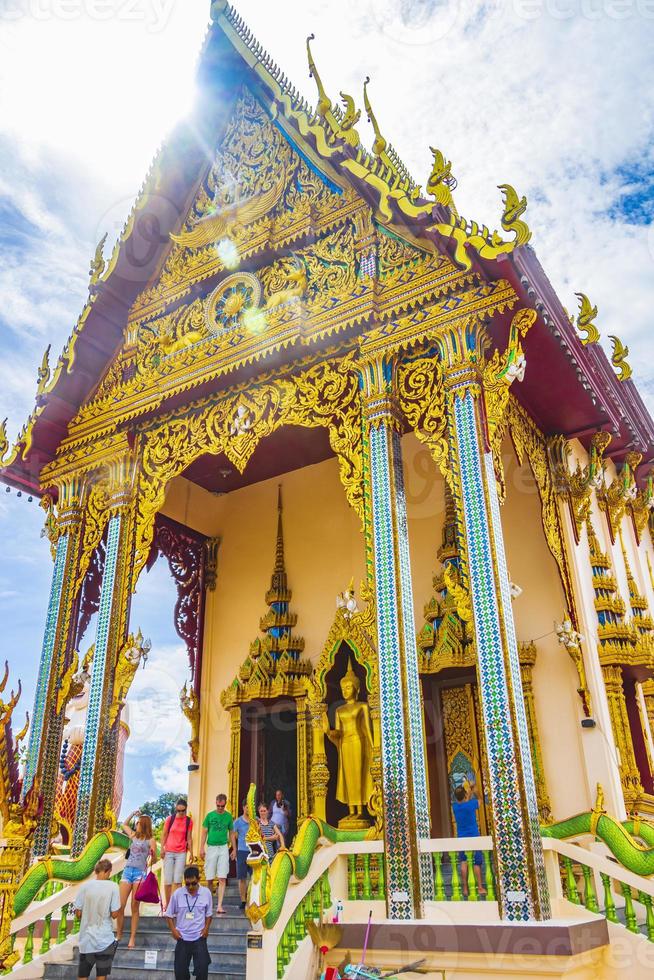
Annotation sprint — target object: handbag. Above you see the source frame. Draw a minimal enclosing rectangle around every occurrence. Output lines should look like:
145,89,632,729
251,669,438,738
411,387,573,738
134,870,160,905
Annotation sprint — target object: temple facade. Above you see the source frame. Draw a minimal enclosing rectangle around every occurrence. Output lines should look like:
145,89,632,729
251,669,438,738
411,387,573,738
2,2,654,976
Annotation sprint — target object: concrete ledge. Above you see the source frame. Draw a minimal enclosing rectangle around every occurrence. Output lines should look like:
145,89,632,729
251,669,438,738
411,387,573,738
336,917,609,958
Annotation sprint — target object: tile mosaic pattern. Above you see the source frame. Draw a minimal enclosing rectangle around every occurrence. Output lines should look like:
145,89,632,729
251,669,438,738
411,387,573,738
369,422,416,919
22,533,70,800
72,514,121,854
454,392,534,921
484,452,551,916
390,433,434,899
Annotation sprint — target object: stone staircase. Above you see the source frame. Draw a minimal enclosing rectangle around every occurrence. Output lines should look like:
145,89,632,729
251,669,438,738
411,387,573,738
44,883,248,979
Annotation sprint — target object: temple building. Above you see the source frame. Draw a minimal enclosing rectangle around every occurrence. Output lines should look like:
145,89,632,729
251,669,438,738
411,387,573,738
1,2,654,977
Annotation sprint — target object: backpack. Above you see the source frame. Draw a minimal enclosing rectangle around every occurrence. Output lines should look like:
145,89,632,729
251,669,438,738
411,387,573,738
164,813,191,841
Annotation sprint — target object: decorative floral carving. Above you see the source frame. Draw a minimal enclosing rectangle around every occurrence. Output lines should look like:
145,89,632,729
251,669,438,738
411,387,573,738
133,352,363,580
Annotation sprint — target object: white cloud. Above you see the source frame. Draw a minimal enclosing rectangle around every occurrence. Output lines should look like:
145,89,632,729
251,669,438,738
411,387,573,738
125,641,191,759
152,746,192,795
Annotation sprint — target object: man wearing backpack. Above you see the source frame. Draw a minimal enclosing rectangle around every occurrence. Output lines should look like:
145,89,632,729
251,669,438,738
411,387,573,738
162,798,193,909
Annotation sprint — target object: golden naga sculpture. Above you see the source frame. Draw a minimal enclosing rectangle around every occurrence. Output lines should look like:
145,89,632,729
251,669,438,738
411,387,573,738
36,344,51,397
89,233,107,291
426,147,457,211
483,307,537,447
109,629,150,725
337,92,361,146
0,418,8,462
180,682,200,764
323,659,374,829
609,334,633,382
574,292,600,345
496,183,531,247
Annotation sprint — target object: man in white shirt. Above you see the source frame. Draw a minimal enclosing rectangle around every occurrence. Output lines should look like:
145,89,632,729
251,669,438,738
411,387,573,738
73,858,120,980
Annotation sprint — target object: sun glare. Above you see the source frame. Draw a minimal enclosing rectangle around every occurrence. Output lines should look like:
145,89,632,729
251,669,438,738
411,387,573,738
0,6,206,185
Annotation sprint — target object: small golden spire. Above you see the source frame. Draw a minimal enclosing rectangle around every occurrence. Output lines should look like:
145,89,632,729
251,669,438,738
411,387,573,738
363,76,387,156
274,484,285,576
266,484,289,602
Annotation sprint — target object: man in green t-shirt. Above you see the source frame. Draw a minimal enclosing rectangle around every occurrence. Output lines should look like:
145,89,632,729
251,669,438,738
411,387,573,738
199,794,236,913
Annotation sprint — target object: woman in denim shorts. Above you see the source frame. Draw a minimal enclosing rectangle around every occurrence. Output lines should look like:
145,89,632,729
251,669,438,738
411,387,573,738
116,811,156,947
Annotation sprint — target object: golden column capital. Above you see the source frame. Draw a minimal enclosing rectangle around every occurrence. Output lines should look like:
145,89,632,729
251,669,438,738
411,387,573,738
357,351,403,432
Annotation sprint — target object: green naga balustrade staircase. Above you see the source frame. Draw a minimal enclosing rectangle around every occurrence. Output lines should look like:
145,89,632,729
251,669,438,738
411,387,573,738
7,799,654,978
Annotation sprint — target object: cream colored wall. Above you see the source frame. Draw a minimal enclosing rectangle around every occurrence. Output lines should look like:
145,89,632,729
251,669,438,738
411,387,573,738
498,437,590,819
162,455,366,832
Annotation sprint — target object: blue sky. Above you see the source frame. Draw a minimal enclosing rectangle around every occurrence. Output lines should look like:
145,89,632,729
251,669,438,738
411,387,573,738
0,0,653,816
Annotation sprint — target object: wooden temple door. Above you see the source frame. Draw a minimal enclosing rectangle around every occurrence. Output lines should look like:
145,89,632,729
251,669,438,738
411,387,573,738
423,674,490,838
239,700,298,837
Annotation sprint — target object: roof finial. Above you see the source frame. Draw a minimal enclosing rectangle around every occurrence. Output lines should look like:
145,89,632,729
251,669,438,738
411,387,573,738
574,292,600,345
363,77,387,157
306,34,333,121
609,335,633,382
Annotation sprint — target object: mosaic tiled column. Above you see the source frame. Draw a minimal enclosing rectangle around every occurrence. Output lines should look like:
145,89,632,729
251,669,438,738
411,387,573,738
72,473,136,854
360,354,433,919
445,367,550,921
23,483,83,857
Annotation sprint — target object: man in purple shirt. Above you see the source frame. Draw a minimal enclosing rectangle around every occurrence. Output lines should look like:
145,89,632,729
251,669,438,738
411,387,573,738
165,865,212,980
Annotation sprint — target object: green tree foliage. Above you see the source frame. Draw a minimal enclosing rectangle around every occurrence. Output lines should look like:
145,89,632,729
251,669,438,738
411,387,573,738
138,792,184,829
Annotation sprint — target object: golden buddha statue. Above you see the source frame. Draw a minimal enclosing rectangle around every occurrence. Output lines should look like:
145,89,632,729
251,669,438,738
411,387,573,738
323,659,374,829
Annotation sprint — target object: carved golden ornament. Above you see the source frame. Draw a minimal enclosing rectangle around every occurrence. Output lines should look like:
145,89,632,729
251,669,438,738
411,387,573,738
133,352,363,580
36,344,51,397
205,272,263,334
602,663,644,806
180,682,200,763
548,430,611,543
109,630,150,726
598,450,641,544
170,166,287,251
336,92,361,146
506,399,580,635
55,650,80,715
259,256,307,310
204,537,220,591
609,334,633,382
363,76,387,157
74,478,112,592
426,147,457,212
39,493,59,557
89,234,107,292
443,564,473,624
396,354,450,485
631,473,654,543
221,636,312,709
574,292,600,345
483,307,536,453
102,798,117,831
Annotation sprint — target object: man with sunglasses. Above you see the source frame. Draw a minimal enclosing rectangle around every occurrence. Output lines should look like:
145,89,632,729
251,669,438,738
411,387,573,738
165,865,212,980
199,793,235,915
162,798,193,909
